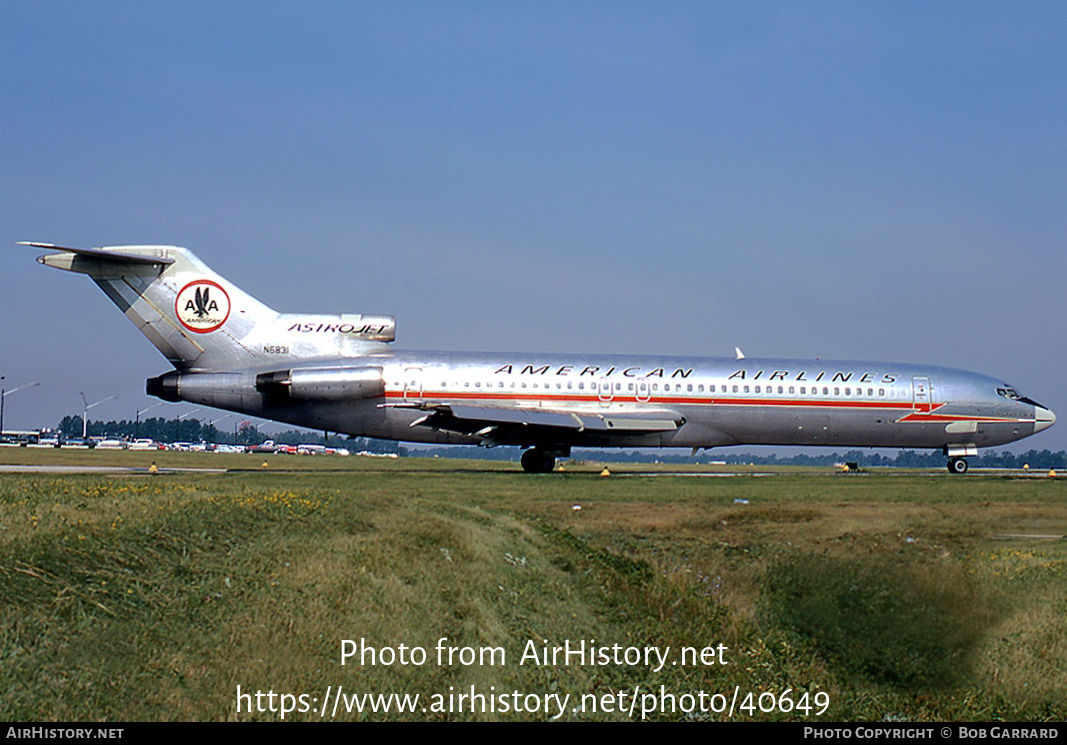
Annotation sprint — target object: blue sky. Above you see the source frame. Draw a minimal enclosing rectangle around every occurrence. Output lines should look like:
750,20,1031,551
2,2,1065,451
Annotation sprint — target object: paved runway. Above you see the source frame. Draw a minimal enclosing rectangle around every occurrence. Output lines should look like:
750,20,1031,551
0,464,226,474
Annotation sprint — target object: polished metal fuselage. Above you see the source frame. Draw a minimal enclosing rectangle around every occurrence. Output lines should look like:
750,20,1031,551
174,349,1050,452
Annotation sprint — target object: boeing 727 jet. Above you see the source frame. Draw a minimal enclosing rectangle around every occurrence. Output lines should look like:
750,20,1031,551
24,242,1055,473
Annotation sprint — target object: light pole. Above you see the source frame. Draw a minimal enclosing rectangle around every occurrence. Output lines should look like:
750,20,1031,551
135,402,166,438
1,379,40,439
174,408,202,444
206,415,230,442
80,392,117,440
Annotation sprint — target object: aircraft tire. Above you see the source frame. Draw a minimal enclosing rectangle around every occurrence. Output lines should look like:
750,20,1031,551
947,457,969,474
521,448,556,474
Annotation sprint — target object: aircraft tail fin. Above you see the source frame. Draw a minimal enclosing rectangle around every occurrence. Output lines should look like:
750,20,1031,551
23,242,277,371
24,243,395,372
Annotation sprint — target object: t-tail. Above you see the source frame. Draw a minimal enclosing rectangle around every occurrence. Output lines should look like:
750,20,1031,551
21,243,395,375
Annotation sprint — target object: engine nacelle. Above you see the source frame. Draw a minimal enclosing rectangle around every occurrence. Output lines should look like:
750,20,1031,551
255,366,384,400
146,371,254,408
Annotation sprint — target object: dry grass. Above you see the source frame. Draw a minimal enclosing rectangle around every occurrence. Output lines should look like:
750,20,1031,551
1,456,1065,720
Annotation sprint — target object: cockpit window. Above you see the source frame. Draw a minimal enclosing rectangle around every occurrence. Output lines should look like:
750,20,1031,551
996,387,1046,409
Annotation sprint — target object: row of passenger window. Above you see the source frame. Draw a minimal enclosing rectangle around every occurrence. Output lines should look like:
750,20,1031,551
436,379,902,398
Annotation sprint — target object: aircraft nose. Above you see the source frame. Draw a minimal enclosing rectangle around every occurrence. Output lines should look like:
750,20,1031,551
1034,405,1056,433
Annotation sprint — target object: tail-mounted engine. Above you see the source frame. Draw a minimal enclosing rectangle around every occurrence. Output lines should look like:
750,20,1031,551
255,366,384,400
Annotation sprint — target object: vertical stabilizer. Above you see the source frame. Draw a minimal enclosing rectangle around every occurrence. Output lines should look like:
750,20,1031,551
24,243,278,371
25,242,396,372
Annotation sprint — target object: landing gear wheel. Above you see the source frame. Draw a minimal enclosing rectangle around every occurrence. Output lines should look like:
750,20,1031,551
521,448,556,474
948,457,969,474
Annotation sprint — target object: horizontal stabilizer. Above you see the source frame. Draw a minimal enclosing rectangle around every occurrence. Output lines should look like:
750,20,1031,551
20,242,175,266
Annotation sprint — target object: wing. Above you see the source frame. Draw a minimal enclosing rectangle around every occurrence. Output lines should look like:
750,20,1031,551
396,402,684,447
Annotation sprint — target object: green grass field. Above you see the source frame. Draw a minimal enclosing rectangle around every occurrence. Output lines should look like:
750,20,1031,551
1,449,1065,721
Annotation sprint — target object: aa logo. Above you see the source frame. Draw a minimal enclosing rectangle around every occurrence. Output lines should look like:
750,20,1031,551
176,280,231,333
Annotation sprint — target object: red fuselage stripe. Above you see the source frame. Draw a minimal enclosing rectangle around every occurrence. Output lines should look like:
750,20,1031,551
381,390,1029,423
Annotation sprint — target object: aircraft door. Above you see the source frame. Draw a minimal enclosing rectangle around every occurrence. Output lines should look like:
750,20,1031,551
403,367,424,402
598,377,614,404
636,378,651,403
912,376,931,411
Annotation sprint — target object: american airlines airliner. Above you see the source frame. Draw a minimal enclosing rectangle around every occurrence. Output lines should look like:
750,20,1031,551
24,242,1055,473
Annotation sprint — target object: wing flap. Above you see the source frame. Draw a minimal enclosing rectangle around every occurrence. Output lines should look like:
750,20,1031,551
585,412,683,432
400,402,683,445
447,404,584,430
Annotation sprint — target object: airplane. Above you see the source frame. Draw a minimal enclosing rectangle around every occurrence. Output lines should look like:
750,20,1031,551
22,242,1055,474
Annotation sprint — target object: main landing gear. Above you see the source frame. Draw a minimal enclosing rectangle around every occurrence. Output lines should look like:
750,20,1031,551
521,447,559,474
947,457,969,474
